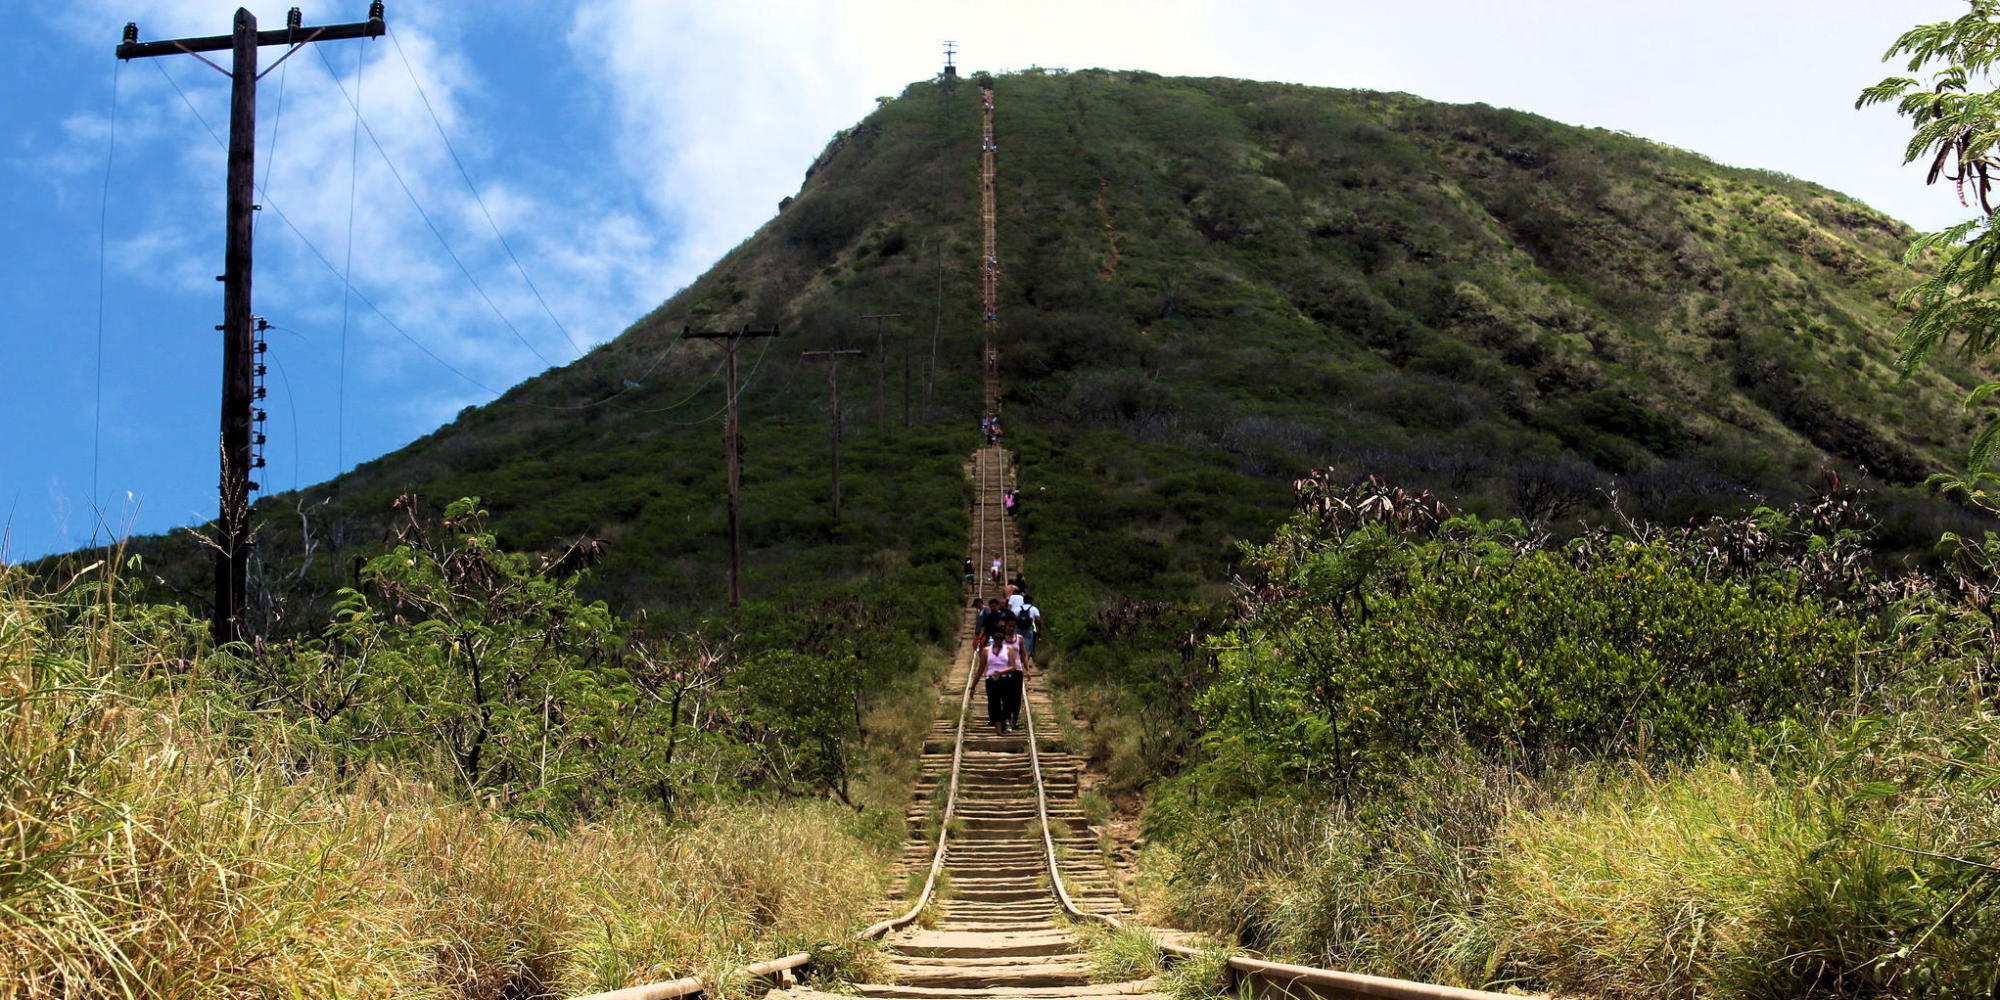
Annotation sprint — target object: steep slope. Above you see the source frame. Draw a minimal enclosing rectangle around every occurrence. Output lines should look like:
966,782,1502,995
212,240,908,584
123,69,1982,627
984,70,1988,604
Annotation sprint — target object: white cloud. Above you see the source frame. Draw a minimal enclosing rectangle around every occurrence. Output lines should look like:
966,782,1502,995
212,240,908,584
54,1,681,411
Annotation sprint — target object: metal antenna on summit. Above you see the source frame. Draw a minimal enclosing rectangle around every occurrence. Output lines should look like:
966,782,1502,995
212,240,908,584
942,40,958,80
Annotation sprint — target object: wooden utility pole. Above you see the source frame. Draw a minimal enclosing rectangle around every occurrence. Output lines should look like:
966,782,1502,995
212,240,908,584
859,312,904,432
119,4,386,646
802,348,864,521
685,326,780,608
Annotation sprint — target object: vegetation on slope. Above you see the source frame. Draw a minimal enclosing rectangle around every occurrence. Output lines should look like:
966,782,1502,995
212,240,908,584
993,69,1997,616
115,67,1992,635
35,61,2000,997
2,514,941,995
121,74,998,638
1129,474,1999,998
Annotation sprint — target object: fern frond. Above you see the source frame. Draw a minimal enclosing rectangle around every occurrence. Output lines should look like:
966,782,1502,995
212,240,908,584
1967,382,2000,409
1966,413,2000,478
1858,77,1919,108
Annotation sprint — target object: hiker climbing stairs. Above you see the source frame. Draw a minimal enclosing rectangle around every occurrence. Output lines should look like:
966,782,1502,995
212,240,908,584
785,428,1161,1000
649,74,1530,1000
775,76,1161,1000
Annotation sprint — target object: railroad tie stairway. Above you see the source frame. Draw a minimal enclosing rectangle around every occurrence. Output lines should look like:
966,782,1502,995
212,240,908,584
577,73,1529,1000
778,440,1164,1000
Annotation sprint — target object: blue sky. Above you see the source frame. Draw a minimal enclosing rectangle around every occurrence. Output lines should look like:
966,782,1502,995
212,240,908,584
0,0,1972,560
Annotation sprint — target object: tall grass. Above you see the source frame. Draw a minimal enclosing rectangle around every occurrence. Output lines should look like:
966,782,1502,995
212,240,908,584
1140,732,2000,998
0,562,894,998
1065,919,1161,983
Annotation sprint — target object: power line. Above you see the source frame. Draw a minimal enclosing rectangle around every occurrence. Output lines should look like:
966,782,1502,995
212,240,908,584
337,40,362,482
152,58,222,144
267,352,303,492
647,334,779,425
311,42,556,369
254,34,289,240
260,200,510,396
617,343,730,415
150,56,534,402
91,61,123,542
148,46,696,417
388,24,585,359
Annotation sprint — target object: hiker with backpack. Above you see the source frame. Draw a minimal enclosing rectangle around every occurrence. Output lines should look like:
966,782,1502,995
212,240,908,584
1019,599,1042,656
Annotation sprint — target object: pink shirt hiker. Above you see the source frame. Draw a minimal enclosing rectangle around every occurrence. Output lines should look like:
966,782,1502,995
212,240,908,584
984,637,1025,677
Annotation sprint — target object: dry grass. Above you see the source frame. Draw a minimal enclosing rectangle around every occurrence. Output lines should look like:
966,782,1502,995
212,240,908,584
0,564,894,999
1140,737,2000,999
1489,750,2000,999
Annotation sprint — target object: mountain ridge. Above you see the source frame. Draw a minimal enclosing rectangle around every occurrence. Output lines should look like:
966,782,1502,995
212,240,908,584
107,67,1987,624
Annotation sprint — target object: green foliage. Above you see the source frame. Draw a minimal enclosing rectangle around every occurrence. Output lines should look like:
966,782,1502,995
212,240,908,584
1159,945,1240,1000
1175,504,1867,809
1069,921,1162,983
1862,1,2000,486
331,499,627,806
0,558,897,998
240,497,932,821
1137,474,2000,997
103,65,1984,654
1146,731,2000,998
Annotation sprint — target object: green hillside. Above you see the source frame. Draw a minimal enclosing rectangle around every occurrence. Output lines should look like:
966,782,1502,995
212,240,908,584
33,67,2000,998
126,68,1985,624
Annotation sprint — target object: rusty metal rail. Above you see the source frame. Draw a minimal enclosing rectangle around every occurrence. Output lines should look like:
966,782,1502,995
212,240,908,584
859,442,1003,939
573,437,1007,1000
1020,645,1538,1000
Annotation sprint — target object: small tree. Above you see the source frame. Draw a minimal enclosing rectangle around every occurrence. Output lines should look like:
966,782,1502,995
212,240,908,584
314,497,636,815
1861,1,2000,499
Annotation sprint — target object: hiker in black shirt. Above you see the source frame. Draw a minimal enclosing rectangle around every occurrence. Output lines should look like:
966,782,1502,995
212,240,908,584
975,597,1008,649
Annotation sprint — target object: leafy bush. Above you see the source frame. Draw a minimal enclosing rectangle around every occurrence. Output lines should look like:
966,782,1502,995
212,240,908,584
252,497,942,821
1136,473,2000,997
1175,488,1871,807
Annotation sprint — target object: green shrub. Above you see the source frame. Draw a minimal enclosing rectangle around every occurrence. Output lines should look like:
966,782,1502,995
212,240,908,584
1175,506,1868,807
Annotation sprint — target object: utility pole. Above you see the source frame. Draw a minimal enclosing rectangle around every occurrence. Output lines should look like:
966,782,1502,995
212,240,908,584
802,347,864,521
119,4,386,647
859,312,904,432
685,326,780,609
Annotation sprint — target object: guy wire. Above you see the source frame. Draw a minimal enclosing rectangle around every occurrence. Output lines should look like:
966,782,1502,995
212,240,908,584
337,40,363,487
90,61,123,543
